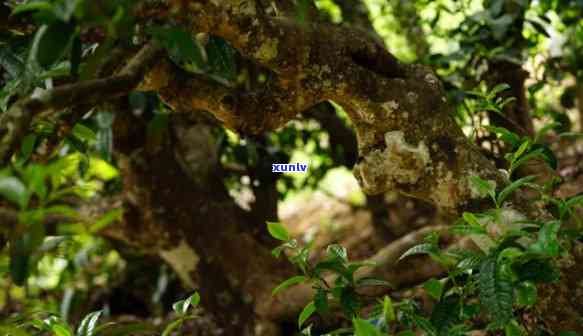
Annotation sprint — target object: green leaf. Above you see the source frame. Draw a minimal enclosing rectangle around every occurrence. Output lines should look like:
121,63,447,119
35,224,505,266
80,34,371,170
206,36,237,83
326,244,348,262
504,320,525,336
43,316,73,336
353,318,381,336
526,19,550,38
339,287,360,318
172,292,200,315
20,134,37,162
516,281,537,306
9,237,30,286
72,124,97,144
509,149,545,175
32,22,75,68
430,295,461,336
423,278,444,300
161,319,183,336
529,221,561,257
398,243,437,261
76,310,102,336
489,83,511,98
496,176,536,207
267,221,290,241
314,288,329,314
0,176,29,209
272,275,307,295
11,1,54,16
462,212,480,227
410,314,437,336
468,175,497,203
513,259,559,283
479,256,514,325
150,26,206,69
298,301,316,328
383,296,396,323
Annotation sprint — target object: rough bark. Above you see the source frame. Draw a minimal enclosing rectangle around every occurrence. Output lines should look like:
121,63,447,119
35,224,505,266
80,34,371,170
141,1,505,214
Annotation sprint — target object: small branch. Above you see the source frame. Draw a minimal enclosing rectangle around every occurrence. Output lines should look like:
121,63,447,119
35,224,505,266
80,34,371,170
0,42,163,162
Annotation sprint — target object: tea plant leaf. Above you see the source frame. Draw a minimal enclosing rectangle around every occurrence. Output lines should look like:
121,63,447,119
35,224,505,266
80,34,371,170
353,318,381,336
266,221,290,241
479,256,514,325
423,278,444,300
76,310,102,336
0,176,29,209
298,301,316,328
496,175,536,207
516,281,537,306
383,296,396,323
272,275,307,295
398,243,437,261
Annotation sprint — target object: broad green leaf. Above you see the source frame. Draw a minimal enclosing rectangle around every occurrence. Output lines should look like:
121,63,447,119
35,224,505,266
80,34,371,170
353,318,381,336
150,26,206,69
383,296,395,323
72,124,97,144
89,208,123,233
430,295,461,336
504,320,525,336
20,134,37,162
314,288,329,314
0,176,29,209
43,316,73,336
530,144,558,169
298,301,316,328
410,314,437,336
326,244,348,262
529,221,561,257
513,259,560,283
478,256,514,325
9,237,30,286
484,126,521,148
511,140,530,163
76,310,102,336
339,287,360,318
462,212,481,227
272,275,307,295
509,149,545,175
172,292,200,315
11,1,54,16
398,243,437,261
267,221,290,241
489,83,511,98
423,278,444,300
496,176,536,207
32,22,75,68
516,281,537,306
207,36,237,82
468,175,496,203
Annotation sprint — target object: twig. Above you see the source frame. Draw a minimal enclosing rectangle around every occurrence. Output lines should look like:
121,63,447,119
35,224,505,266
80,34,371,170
0,42,163,162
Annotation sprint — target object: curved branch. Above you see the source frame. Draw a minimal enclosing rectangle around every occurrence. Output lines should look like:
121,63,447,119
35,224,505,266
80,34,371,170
0,42,162,162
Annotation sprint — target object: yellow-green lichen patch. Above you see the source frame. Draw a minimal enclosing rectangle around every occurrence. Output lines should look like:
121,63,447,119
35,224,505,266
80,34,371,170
254,38,279,63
